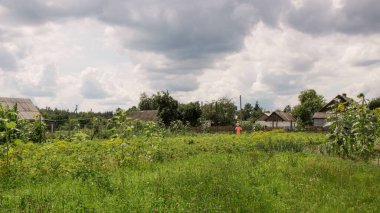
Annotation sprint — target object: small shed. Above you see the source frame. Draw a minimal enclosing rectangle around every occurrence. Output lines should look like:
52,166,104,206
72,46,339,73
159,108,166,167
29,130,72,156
266,111,296,130
0,97,42,120
128,110,159,122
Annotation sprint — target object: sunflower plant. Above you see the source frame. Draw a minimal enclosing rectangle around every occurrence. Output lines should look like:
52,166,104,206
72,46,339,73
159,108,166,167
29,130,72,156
328,94,378,160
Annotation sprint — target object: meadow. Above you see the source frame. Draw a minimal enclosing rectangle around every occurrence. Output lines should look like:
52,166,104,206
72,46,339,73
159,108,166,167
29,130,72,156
0,131,379,212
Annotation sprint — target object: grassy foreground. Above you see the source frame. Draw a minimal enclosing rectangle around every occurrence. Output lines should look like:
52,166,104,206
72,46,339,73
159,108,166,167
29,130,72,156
0,132,379,212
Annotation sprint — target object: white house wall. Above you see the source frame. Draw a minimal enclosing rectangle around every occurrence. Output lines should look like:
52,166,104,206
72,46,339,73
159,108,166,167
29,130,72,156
269,121,296,129
256,121,271,127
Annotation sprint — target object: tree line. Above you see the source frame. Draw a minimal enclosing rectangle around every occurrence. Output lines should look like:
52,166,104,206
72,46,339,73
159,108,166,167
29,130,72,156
39,90,380,129
137,91,267,127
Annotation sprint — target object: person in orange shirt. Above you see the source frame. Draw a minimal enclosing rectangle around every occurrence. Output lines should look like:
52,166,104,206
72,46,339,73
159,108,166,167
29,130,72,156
235,122,242,135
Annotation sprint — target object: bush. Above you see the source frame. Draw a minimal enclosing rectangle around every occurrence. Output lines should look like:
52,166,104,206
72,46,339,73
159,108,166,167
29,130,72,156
368,97,380,110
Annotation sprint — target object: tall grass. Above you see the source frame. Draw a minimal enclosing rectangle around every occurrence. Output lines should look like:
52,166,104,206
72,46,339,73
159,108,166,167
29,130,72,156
0,132,379,212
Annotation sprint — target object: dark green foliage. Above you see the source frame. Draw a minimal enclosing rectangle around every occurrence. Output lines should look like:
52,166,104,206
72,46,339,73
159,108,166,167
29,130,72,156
242,103,253,120
138,91,180,127
138,92,159,110
40,107,113,130
178,102,202,126
292,89,325,127
155,91,180,127
242,101,264,121
368,97,380,110
283,105,292,113
201,98,237,126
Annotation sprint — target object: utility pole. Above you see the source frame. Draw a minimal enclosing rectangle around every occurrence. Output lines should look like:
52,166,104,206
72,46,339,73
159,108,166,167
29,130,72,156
239,95,243,122
74,105,78,114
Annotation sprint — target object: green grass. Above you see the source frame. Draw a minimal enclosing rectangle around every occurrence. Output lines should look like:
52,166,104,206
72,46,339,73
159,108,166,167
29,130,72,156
0,132,379,212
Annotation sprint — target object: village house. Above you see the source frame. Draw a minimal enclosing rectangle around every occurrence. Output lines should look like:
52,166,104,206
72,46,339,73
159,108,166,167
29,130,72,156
0,97,42,120
254,112,271,128
312,93,352,127
265,111,296,130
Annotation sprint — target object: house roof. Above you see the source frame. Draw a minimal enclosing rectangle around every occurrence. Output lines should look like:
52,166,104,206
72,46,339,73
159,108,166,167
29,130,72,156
255,113,269,121
0,97,41,120
129,110,158,122
319,94,352,112
266,111,296,122
312,112,327,119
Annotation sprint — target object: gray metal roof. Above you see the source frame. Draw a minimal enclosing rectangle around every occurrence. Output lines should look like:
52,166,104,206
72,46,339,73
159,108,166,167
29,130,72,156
312,112,327,119
0,97,41,120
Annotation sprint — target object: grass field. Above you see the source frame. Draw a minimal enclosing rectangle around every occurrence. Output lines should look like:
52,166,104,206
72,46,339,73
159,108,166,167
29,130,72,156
0,131,379,212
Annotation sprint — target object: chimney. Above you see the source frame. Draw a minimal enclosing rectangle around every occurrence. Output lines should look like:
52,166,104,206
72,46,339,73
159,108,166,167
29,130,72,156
342,93,347,97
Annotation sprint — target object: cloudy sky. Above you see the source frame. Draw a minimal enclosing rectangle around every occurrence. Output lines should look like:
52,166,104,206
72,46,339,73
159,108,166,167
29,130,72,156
0,0,379,111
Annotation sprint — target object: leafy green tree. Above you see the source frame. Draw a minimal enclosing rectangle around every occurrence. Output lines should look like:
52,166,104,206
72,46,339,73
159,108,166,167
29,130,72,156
292,89,325,127
201,98,237,126
178,102,202,126
368,97,380,110
251,101,264,120
138,92,158,110
155,91,180,127
126,106,138,114
242,103,253,120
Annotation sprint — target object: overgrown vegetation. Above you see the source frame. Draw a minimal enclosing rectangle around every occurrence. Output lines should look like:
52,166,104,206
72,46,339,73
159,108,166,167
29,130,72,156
0,132,379,212
1,91,380,211
328,94,380,160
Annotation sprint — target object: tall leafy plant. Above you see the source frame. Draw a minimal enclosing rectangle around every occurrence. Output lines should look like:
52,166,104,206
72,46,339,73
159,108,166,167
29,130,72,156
328,94,378,160
0,104,22,169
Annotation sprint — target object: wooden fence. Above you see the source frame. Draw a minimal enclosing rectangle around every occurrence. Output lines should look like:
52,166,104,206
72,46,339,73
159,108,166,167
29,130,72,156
189,126,235,133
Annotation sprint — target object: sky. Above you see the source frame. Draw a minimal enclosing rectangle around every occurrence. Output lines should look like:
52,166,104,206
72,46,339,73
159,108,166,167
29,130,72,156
0,0,379,112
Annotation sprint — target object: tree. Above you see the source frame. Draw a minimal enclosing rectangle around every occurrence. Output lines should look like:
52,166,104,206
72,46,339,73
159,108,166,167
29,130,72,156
201,98,237,126
283,105,292,113
368,97,380,110
242,103,254,120
153,91,180,127
178,102,202,126
251,101,264,120
138,92,158,110
292,89,325,127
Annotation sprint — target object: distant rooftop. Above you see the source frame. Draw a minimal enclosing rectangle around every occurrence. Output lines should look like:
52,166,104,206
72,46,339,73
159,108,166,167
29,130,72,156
0,97,41,120
129,110,158,122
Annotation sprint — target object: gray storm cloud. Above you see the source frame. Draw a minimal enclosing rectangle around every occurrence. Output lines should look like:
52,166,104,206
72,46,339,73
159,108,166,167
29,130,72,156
0,0,278,91
287,0,380,35
0,0,379,109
